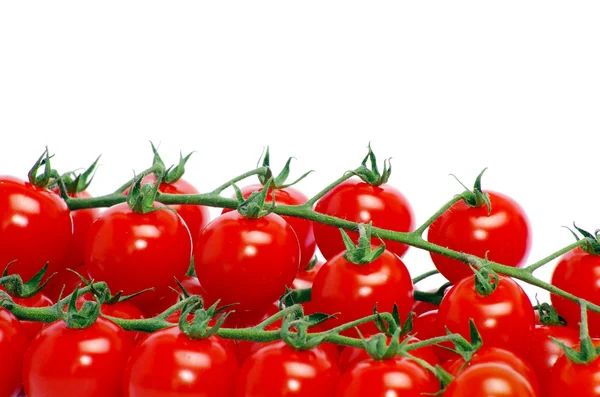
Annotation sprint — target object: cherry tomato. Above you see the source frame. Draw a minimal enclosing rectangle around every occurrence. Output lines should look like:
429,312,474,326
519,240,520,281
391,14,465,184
0,176,72,280
444,362,537,397
223,184,316,270
43,264,88,302
549,339,600,396
128,174,210,245
551,248,600,336
411,296,439,316
23,317,133,397
427,191,531,283
311,249,413,336
0,309,28,397
314,178,414,260
437,275,534,357
195,211,300,311
334,358,440,397
526,324,579,397
124,327,238,397
235,341,340,397
85,202,192,310
292,259,324,290
0,288,53,342
411,310,458,363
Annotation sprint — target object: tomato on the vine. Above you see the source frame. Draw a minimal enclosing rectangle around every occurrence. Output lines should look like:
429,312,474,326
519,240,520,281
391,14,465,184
427,191,531,283
444,362,537,397
0,309,28,397
23,317,133,397
223,184,316,270
412,309,458,363
0,176,72,280
292,259,324,290
124,327,238,397
0,288,53,342
437,275,534,357
311,249,413,336
314,178,414,260
195,211,300,311
549,339,600,397
84,202,192,312
43,264,88,302
235,341,340,397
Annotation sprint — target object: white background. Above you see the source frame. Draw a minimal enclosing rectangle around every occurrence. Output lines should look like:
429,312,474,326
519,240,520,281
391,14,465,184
1,2,600,302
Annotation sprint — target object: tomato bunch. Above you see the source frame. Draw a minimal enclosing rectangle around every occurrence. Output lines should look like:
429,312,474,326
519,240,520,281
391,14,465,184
2,145,600,396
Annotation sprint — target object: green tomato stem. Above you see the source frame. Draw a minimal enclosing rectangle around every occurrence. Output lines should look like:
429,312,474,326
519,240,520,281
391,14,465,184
413,195,462,236
412,270,440,284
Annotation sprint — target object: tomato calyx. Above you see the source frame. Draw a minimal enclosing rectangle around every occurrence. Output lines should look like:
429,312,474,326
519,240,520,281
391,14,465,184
0,262,55,299
349,143,392,186
280,286,312,308
552,300,600,365
126,172,172,214
452,168,492,214
446,319,484,363
535,300,567,326
472,264,499,297
257,146,313,189
71,269,153,305
564,223,600,255
341,222,386,265
279,312,334,350
359,327,408,360
373,303,412,337
57,287,101,329
179,299,232,340
150,142,194,184
234,177,276,218
57,155,101,194
28,147,61,188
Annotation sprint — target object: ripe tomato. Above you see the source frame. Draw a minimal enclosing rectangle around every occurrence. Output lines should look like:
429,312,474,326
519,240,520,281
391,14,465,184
0,288,53,342
311,250,413,336
427,191,531,283
292,259,324,290
124,327,238,397
314,179,414,260
223,184,316,270
43,264,88,302
549,340,600,396
526,324,579,397
412,310,458,363
235,341,340,397
85,202,192,310
195,211,300,311
444,362,537,397
0,309,28,397
334,357,439,397
551,248,600,336
0,176,72,280
437,275,534,357
23,317,133,397
127,174,210,245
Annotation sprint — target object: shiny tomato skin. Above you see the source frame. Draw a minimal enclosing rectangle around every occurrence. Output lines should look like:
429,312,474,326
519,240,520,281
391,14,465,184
292,259,325,290
85,202,192,309
23,317,133,397
311,250,413,336
223,184,316,270
124,327,237,397
549,340,600,397
444,362,537,397
427,191,531,283
195,211,300,311
335,358,440,397
551,248,600,336
0,309,28,397
43,264,88,302
132,174,210,245
411,310,458,363
5,291,53,342
526,324,579,397
314,179,414,260
0,176,73,280
235,341,340,397
437,275,534,357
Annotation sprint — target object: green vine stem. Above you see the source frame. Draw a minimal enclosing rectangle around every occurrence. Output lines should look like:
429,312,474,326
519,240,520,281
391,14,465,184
63,167,600,315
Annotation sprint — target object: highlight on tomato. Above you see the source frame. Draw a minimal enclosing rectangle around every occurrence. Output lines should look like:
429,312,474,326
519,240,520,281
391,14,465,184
0,308,28,397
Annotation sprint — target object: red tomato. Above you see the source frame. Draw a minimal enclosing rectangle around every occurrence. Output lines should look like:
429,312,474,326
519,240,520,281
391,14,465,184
311,250,413,336
235,341,340,397
141,276,211,318
43,264,88,302
551,248,600,336
549,340,600,396
334,357,440,397
411,310,458,363
0,309,28,397
85,202,192,310
427,191,531,283
526,324,579,397
437,275,534,357
338,337,439,373
1,288,53,342
124,327,237,397
223,184,316,270
0,176,72,280
444,362,537,397
195,211,300,311
292,259,325,290
314,179,414,260
443,347,539,394
127,174,210,245
411,297,439,316
23,317,133,397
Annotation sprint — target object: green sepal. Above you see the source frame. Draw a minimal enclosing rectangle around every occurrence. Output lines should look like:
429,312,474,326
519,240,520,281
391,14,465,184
61,156,101,194
446,319,484,362
257,146,313,189
179,298,231,340
304,256,319,271
235,178,276,219
453,168,492,214
57,287,101,330
552,300,599,365
28,147,60,188
279,287,312,308
280,313,334,350
360,327,404,361
127,172,174,214
67,269,151,305
564,223,600,255
341,223,386,265
349,143,392,186
186,257,197,277
472,262,499,297
535,299,567,326
0,262,56,298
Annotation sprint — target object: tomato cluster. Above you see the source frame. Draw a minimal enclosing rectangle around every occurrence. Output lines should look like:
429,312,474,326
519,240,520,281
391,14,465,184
1,147,599,396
